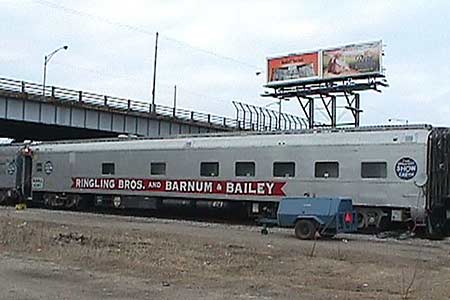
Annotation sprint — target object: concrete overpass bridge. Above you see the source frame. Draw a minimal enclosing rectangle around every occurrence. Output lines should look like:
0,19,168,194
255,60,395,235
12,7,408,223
0,77,243,141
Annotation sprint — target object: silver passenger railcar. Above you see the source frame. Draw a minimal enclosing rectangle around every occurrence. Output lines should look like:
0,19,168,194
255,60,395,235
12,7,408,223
1,125,449,234
23,125,449,234
0,144,26,204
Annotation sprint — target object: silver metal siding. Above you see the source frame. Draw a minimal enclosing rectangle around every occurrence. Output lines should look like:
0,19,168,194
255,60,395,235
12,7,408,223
32,128,429,210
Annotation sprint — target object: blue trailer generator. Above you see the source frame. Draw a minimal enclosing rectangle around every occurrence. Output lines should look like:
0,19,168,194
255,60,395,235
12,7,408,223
259,197,357,239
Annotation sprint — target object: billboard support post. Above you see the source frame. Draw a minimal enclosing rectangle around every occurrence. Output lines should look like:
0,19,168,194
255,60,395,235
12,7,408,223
355,94,360,126
331,96,337,127
278,99,282,130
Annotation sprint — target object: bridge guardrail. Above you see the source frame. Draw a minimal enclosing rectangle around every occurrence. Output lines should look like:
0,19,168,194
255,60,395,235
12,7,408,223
0,77,247,129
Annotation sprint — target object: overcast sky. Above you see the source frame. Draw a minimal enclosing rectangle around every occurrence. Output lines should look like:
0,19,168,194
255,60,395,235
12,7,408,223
1,0,449,126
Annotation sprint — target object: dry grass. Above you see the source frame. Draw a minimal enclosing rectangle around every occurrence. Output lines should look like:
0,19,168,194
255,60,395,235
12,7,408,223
0,215,448,300
0,217,276,284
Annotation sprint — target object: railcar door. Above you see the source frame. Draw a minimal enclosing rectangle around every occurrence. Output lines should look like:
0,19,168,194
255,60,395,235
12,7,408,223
14,150,33,201
427,128,450,234
15,153,23,196
22,156,32,199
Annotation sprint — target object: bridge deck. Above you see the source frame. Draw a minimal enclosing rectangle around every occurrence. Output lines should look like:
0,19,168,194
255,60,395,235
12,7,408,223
0,77,244,140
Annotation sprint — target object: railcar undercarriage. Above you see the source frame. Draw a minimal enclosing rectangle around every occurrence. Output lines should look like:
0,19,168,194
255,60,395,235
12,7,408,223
14,192,436,234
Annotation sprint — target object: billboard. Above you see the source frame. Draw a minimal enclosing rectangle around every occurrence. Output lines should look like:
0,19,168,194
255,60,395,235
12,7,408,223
266,41,382,87
267,52,320,87
322,41,382,79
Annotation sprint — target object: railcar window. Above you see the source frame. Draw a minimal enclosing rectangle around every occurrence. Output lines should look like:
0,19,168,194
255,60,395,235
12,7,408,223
361,162,387,178
200,162,219,177
151,162,166,175
315,162,339,178
102,163,115,175
235,162,255,177
273,162,295,177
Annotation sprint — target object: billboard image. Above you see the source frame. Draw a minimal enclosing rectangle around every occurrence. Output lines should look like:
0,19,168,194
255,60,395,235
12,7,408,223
322,41,382,79
265,41,383,87
267,51,320,87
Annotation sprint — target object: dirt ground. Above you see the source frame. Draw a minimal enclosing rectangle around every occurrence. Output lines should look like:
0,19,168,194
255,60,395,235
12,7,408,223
0,207,449,300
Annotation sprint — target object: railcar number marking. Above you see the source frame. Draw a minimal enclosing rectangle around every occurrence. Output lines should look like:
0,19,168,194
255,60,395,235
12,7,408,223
395,157,417,180
71,178,286,196
32,177,44,189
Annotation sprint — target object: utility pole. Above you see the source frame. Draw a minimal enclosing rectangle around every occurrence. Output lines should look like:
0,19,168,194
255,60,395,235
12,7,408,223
173,85,177,109
172,85,177,116
151,32,159,113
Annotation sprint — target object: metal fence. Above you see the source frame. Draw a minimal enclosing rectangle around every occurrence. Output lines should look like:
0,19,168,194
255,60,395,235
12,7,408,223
0,76,243,129
232,101,308,131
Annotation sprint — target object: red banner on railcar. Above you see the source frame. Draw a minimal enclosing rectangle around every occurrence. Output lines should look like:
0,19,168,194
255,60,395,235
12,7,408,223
71,178,286,196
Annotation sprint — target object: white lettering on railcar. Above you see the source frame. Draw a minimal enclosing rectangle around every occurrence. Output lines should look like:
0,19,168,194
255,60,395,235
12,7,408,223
166,180,213,193
75,178,116,189
395,157,418,180
32,177,44,189
148,181,161,189
71,178,287,196
226,182,276,195
266,182,275,194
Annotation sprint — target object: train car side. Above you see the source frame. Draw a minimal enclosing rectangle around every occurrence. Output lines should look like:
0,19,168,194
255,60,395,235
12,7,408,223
27,127,440,231
2,126,448,234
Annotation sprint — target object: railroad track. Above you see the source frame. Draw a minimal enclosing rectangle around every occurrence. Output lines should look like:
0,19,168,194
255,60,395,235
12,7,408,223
5,202,257,227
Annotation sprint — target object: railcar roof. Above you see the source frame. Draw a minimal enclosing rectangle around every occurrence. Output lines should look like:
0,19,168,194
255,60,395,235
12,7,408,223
30,124,434,152
33,124,433,145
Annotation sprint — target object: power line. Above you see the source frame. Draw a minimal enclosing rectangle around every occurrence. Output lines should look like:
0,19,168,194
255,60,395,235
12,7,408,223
33,0,154,35
30,1,267,112
32,0,261,70
161,36,260,70
51,61,151,82
51,61,229,106
177,86,226,105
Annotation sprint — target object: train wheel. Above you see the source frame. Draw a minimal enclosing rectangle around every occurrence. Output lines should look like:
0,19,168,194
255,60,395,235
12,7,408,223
0,192,6,205
294,220,317,240
43,194,59,209
43,194,50,207
65,194,81,209
357,211,367,230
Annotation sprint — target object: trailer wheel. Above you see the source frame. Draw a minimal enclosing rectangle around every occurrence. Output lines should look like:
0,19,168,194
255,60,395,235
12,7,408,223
294,219,317,240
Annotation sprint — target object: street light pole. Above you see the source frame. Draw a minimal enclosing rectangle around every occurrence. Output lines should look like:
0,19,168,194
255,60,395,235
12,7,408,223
42,45,68,96
42,57,48,96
